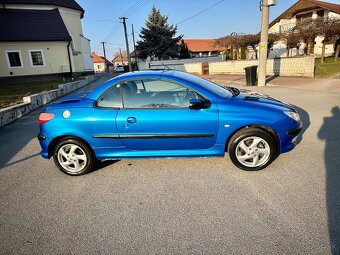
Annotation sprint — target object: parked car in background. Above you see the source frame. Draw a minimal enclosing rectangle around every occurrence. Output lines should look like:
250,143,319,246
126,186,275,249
114,65,124,72
38,70,302,175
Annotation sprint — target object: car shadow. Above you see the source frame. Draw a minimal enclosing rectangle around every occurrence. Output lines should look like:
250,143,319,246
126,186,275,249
0,110,40,170
318,106,340,254
91,160,120,173
293,105,310,145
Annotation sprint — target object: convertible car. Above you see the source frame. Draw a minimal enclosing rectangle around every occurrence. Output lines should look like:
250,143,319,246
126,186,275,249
38,70,302,175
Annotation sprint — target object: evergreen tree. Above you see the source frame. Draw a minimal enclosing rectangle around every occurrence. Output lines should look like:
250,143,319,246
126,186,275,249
179,39,191,59
136,6,182,60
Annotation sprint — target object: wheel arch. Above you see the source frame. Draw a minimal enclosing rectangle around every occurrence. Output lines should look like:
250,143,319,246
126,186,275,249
225,125,280,153
48,135,94,158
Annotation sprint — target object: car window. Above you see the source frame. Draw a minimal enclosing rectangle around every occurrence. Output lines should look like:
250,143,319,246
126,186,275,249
121,79,199,109
96,85,122,108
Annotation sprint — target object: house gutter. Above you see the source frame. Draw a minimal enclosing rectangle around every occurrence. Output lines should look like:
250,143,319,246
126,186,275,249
67,41,73,77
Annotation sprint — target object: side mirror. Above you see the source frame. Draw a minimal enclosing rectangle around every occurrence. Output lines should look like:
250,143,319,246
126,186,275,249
189,98,211,110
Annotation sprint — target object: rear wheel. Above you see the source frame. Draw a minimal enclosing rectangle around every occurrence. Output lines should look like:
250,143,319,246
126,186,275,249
228,128,278,171
53,138,95,175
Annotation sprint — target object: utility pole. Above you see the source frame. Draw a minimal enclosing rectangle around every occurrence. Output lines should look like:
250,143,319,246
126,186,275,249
131,23,138,70
258,0,269,86
120,16,132,72
119,48,124,66
258,0,277,86
101,41,107,59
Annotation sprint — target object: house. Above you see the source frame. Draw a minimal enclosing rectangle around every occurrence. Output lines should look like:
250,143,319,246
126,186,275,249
268,0,340,57
112,54,129,67
91,52,113,72
182,39,225,58
0,0,93,81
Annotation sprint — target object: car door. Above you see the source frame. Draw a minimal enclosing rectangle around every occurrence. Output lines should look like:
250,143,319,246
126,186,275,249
115,78,219,151
88,84,123,150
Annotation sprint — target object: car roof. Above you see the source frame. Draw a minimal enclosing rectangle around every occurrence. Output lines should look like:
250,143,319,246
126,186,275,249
86,70,226,101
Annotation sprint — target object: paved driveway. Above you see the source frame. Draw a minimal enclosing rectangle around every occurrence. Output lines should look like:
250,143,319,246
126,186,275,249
0,75,339,254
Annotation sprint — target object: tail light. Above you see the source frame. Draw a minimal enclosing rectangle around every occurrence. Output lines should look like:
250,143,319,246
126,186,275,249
38,113,55,125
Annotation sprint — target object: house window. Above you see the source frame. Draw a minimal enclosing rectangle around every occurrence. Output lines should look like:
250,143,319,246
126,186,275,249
29,50,44,66
6,51,23,67
317,10,324,18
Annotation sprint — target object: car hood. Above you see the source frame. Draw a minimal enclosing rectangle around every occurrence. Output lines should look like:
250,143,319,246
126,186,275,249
235,89,296,111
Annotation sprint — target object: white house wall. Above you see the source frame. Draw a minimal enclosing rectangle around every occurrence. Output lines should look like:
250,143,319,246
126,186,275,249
0,41,70,77
1,4,90,74
81,36,94,71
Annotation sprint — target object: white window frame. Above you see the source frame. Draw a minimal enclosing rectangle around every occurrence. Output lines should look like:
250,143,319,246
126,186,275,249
5,50,23,68
28,49,45,67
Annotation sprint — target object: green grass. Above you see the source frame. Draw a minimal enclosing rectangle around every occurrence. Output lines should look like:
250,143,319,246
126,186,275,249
315,57,340,79
0,79,81,109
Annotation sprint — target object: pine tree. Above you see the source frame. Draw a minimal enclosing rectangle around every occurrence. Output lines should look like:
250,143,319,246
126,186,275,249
179,39,191,59
136,6,182,60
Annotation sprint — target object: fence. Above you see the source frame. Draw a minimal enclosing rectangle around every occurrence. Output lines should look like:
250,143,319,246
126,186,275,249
184,56,315,78
137,56,222,72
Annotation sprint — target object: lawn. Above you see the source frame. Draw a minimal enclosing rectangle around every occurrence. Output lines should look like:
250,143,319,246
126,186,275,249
315,57,340,79
0,79,80,109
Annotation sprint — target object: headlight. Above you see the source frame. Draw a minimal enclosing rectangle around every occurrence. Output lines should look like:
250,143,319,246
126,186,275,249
284,111,300,122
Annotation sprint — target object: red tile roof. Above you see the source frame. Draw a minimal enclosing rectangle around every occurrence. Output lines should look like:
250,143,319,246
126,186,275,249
182,39,225,52
91,52,112,65
309,0,340,13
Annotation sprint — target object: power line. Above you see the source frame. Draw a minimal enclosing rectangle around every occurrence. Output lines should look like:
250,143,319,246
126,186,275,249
176,0,224,25
101,0,151,42
84,17,119,23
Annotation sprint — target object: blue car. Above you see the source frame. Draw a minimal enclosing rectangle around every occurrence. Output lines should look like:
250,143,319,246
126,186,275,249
38,70,302,175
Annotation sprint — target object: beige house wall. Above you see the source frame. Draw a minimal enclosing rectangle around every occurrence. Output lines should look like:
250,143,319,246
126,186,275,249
0,42,70,77
94,63,106,73
1,4,92,74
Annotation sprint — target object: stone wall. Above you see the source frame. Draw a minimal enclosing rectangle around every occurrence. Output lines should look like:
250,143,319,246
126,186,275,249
184,56,315,78
0,75,97,127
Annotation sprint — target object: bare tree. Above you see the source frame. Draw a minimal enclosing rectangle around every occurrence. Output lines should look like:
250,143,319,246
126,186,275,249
316,18,340,62
280,31,301,57
241,34,260,59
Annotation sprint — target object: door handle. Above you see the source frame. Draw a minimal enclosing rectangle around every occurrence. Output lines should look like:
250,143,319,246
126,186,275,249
127,117,137,124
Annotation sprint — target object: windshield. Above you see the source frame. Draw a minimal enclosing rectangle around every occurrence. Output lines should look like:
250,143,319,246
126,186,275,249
180,74,236,98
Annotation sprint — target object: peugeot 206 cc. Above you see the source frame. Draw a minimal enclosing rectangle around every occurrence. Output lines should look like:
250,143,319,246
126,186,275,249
38,70,302,175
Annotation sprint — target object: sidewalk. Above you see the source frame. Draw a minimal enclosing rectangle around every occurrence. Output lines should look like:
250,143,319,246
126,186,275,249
200,74,340,94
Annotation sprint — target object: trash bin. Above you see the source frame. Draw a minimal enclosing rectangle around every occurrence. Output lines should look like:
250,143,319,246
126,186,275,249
244,65,258,86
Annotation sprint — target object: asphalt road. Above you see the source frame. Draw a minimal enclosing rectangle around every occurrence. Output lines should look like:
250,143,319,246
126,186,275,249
0,74,339,254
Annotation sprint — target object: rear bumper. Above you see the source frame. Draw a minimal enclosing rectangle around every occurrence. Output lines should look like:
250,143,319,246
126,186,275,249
37,132,46,141
37,132,49,159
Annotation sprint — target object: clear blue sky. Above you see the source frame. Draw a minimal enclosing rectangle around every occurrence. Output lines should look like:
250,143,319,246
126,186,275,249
77,0,340,60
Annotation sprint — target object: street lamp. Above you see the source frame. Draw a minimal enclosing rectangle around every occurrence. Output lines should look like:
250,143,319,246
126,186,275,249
258,0,277,86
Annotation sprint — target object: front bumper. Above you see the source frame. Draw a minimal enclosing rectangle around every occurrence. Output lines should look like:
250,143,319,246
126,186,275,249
287,122,303,136
280,121,303,153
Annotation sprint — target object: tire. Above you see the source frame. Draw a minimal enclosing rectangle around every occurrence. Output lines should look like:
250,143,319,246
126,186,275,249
228,127,278,171
53,137,96,175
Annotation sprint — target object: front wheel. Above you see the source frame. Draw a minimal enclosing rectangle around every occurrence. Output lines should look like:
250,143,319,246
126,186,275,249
228,128,278,171
53,138,96,175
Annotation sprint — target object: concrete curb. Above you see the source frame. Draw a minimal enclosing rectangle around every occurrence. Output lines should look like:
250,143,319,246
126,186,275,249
0,75,98,127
